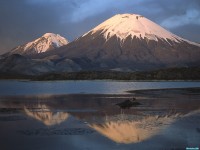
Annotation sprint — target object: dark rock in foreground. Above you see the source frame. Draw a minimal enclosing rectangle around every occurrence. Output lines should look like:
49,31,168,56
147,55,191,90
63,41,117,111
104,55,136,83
116,98,141,109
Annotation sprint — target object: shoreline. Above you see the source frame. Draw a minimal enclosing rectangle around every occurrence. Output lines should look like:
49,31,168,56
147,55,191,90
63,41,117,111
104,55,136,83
1,67,200,81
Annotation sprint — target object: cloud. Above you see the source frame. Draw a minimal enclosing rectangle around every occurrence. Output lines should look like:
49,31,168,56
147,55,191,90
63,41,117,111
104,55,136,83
69,0,143,22
27,0,66,4
161,9,200,29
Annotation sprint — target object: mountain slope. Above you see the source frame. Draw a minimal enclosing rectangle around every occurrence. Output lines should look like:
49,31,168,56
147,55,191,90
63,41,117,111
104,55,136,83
1,14,200,76
42,14,200,71
8,33,69,56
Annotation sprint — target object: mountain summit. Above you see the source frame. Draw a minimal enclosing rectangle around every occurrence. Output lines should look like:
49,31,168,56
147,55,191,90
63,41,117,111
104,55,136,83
9,33,69,56
83,14,198,45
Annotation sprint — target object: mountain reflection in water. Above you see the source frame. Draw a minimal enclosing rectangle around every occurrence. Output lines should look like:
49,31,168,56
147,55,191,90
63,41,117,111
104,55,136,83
90,114,179,144
24,104,69,126
23,103,180,144
0,88,200,150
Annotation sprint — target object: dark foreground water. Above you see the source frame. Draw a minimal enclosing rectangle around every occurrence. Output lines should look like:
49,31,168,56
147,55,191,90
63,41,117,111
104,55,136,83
0,81,200,150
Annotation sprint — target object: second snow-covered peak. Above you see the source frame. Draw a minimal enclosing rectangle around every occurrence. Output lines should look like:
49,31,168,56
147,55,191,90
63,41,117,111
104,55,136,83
84,14,184,43
40,33,69,49
9,33,69,55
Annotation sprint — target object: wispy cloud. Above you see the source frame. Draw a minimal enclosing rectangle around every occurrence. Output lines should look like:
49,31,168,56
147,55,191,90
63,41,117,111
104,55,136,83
161,9,200,29
69,0,143,22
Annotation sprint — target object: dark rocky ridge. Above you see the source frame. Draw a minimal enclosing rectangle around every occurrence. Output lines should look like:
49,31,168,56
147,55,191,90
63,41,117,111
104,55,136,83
0,54,81,75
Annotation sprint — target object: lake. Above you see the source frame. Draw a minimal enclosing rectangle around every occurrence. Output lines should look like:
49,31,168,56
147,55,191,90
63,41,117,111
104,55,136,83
0,80,200,150
0,80,200,95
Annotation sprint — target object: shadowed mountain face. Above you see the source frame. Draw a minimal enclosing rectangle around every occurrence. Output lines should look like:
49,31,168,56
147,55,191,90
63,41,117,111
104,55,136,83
47,32,200,71
1,14,200,75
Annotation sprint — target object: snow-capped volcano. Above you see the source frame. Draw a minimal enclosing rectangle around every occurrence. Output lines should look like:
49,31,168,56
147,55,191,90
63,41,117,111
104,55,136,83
9,33,69,55
45,13,199,71
83,14,199,46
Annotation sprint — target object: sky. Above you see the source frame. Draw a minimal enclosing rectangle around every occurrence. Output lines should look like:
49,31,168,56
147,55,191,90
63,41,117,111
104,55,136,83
0,0,200,54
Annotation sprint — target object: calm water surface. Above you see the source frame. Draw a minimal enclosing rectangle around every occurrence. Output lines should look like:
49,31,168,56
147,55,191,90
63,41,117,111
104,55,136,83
0,80,200,95
0,80,200,150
